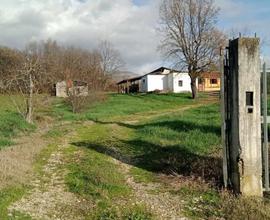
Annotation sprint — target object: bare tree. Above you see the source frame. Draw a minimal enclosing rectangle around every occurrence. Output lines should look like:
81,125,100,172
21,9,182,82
0,39,118,119
159,0,225,98
59,47,107,113
98,40,125,76
3,42,44,123
0,47,22,92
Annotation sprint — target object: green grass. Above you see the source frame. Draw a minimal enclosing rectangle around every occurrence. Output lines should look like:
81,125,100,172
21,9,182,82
91,204,153,220
66,97,223,218
130,167,156,183
65,145,131,202
43,125,70,138
0,186,32,220
53,93,201,121
1,92,269,219
71,103,221,182
65,143,138,219
34,143,58,176
175,186,223,219
0,92,222,219
0,95,35,149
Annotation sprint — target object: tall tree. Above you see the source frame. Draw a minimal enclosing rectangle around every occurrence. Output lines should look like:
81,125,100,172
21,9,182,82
159,0,225,98
98,40,125,75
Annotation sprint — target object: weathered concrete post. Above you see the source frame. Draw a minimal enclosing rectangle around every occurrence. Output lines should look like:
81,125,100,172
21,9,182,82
224,38,263,196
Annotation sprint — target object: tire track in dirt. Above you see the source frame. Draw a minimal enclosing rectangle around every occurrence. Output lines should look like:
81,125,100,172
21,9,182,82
113,158,189,220
8,137,92,220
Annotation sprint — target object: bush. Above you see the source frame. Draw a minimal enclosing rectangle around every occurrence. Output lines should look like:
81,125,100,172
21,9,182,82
65,92,107,113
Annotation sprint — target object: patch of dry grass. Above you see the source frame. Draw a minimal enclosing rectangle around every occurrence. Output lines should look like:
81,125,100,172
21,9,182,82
221,193,270,220
0,131,48,189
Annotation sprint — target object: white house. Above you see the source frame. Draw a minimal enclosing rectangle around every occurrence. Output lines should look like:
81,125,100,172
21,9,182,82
117,67,197,93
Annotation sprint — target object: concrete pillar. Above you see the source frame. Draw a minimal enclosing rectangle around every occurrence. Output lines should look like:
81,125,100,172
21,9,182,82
226,38,262,196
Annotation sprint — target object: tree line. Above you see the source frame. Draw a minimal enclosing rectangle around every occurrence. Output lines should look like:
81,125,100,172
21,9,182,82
0,39,124,122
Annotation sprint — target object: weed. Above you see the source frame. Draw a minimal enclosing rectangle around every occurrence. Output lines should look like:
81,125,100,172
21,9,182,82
0,186,27,220
92,205,153,220
177,186,223,218
122,205,153,220
222,194,270,220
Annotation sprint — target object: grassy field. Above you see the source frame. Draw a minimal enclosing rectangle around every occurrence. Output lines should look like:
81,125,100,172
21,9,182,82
1,92,270,219
52,93,203,121
66,101,223,219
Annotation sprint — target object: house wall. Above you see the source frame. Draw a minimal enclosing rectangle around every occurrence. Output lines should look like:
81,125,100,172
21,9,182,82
140,75,167,92
203,78,221,91
139,72,195,93
167,73,174,92
56,81,68,98
147,75,167,92
140,76,148,92
56,81,88,97
171,72,193,93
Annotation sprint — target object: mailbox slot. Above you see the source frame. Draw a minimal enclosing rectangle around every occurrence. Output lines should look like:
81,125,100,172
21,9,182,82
246,91,254,113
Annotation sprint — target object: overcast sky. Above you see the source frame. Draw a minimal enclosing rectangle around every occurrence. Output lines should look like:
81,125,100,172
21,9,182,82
0,0,269,74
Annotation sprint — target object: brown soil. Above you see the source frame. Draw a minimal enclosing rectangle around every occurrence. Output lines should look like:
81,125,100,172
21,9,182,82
113,158,189,220
9,140,92,220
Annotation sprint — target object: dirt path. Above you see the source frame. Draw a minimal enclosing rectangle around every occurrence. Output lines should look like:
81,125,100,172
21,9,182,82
113,158,188,220
128,103,204,122
116,97,218,123
0,125,51,189
7,102,209,219
8,139,91,220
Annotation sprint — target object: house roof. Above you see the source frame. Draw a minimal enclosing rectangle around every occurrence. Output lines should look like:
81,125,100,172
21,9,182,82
117,75,143,85
117,66,181,85
149,67,180,74
199,71,220,79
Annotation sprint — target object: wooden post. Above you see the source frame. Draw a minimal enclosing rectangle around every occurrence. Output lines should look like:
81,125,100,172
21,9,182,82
127,81,129,94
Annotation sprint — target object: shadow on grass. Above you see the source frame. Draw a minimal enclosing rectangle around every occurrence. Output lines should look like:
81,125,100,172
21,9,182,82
72,118,222,186
94,119,221,137
73,139,222,184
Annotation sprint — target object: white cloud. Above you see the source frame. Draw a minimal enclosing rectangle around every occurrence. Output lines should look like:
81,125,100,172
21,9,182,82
0,0,163,74
1,0,269,73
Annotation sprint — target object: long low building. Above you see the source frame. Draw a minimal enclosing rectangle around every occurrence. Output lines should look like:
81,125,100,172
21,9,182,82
117,67,197,93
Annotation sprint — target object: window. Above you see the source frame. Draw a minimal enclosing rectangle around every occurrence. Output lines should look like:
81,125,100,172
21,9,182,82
142,79,146,83
210,79,218,84
178,80,183,87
